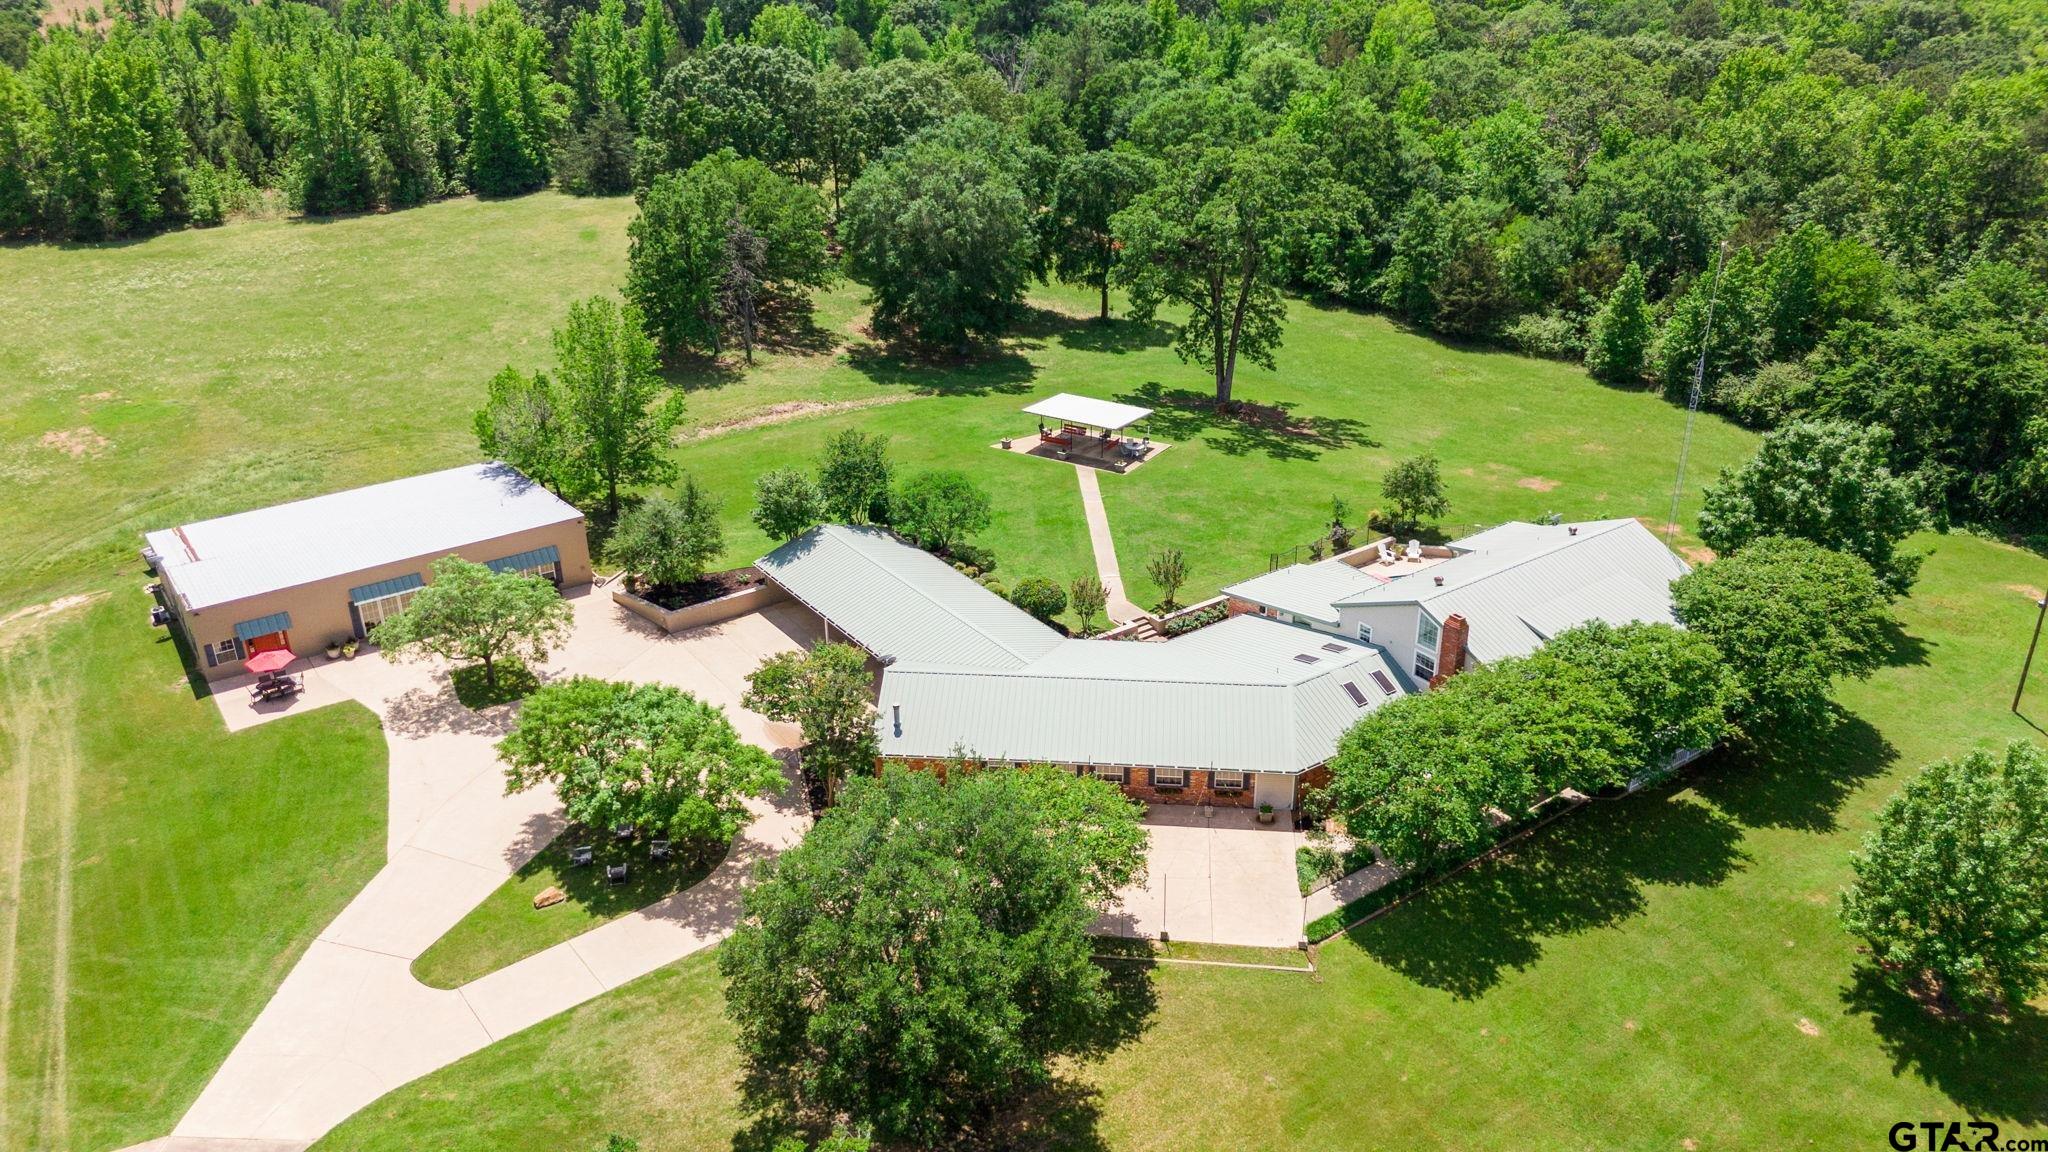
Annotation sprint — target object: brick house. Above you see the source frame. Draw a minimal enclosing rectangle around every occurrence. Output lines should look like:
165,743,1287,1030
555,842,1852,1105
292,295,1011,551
756,525,1407,813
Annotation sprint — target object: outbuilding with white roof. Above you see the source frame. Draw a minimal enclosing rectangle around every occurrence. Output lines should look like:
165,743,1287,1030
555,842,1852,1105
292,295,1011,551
145,462,592,679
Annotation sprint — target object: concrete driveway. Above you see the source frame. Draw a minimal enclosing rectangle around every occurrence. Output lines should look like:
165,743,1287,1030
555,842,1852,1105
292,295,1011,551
168,587,823,1151
1097,806,1306,949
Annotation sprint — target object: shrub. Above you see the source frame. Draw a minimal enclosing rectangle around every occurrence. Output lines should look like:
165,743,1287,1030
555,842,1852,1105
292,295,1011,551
1010,576,1067,622
1161,604,1226,636
1502,309,1584,359
752,468,825,542
1711,361,1813,429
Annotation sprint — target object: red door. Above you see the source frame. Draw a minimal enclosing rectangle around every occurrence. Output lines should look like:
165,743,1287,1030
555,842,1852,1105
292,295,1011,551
245,630,290,655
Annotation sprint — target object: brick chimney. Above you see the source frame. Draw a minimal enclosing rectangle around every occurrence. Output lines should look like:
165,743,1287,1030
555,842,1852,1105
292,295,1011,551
1430,613,1469,688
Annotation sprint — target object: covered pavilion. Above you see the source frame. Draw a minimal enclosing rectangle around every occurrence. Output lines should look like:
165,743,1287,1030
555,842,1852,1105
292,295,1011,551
1002,392,1165,471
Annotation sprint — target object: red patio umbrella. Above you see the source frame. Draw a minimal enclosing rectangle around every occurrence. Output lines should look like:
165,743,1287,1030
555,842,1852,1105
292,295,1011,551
245,648,296,675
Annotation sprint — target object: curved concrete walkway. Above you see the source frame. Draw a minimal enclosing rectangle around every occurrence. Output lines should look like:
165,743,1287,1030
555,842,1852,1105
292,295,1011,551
143,591,820,1152
1074,465,1146,624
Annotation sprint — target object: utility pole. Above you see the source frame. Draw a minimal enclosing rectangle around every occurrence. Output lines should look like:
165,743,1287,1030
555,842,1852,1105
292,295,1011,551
2016,593,2048,712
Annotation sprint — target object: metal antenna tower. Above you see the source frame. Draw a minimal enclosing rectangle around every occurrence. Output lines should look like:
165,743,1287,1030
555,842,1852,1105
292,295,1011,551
1666,242,1729,546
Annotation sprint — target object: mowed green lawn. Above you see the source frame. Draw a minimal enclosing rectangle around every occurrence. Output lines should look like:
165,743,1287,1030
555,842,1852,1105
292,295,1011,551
0,598,388,1152
0,192,636,611
315,534,2048,1152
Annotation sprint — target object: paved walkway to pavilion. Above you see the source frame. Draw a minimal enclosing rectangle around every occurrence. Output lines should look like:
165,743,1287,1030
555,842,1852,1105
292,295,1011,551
1074,465,1146,625
136,590,821,1152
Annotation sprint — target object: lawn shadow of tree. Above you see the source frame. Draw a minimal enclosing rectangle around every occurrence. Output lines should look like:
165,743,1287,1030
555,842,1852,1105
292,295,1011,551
1114,382,1378,463
1346,786,1747,998
1878,619,1932,669
972,958,1156,1151
1690,713,1897,834
662,353,746,394
844,340,1037,397
1841,967,2048,1126
756,292,839,357
1006,307,1173,356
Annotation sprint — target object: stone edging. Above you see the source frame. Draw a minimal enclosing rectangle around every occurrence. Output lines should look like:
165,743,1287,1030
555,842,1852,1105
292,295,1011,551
612,570,787,633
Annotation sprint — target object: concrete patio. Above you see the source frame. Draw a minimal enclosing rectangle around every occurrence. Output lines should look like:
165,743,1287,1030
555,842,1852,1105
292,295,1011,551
1097,805,1306,949
163,586,824,1151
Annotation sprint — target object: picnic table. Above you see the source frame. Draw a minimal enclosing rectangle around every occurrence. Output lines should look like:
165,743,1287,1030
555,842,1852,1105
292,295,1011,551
251,673,302,701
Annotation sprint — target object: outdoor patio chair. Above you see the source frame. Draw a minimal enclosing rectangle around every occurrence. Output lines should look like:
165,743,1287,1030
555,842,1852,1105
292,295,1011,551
606,862,629,885
612,824,636,843
649,839,672,861
570,844,594,867
1378,543,1396,565
1405,539,1422,561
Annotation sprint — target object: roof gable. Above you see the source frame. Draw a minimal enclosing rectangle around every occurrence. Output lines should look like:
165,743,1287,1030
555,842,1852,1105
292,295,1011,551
877,616,1406,774
757,526,1065,670
145,462,583,610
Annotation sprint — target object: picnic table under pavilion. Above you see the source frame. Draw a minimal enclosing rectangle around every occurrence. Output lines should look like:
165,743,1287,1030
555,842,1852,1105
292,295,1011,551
1005,393,1165,471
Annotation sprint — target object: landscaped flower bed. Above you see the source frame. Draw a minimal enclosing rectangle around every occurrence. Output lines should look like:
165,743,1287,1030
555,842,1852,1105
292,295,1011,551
1160,603,1227,636
632,566,763,611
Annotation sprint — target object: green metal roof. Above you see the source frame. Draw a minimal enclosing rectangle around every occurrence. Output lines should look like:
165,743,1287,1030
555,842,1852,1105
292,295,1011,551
758,526,1064,669
233,611,293,642
485,544,560,574
348,572,424,604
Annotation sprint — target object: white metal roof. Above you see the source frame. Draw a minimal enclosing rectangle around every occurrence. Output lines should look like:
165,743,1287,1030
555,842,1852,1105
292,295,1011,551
145,462,583,611
1337,519,1690,662
1022,392,1153,431
877,615,1406,774
757,525,1066,670
1219,558,1385,625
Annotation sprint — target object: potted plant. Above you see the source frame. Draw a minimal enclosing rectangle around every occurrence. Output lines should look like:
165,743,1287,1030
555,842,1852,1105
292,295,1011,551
325,640,342,660
341,639,358,660
1000,436,1013,450
1256,802,1275,825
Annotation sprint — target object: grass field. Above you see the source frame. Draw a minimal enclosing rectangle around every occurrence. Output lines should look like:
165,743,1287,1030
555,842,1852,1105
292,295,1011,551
0,598,388,1152
315,534,2048,1151
0,193,635,1152
0,192,636,613
411,834,724,990
4,191,2039,1151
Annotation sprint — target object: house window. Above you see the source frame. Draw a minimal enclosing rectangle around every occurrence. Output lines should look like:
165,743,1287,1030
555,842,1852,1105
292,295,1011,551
1212,770,1245,791
204,637,243,668
1356,622,1372,643
354,588,418,632
1417,615,1440,651
486,547,564,585
1093,765,1126,784
1414,650,1438,681
1152,767,1186,789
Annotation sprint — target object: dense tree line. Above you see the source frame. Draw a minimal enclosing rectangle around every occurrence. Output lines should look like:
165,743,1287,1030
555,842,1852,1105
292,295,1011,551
9,0,2048,529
